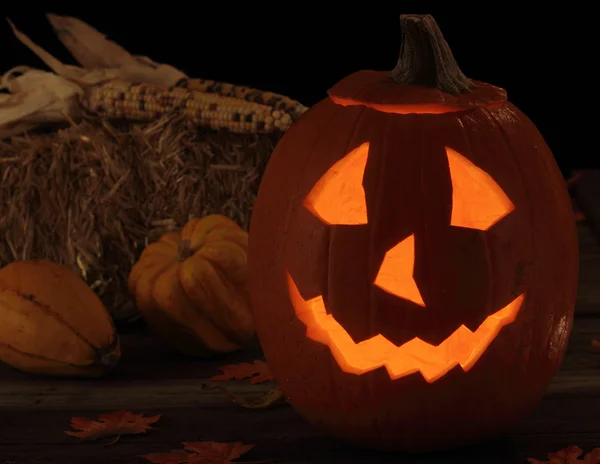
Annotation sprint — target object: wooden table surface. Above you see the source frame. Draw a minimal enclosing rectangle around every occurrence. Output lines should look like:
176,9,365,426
1,223,599,464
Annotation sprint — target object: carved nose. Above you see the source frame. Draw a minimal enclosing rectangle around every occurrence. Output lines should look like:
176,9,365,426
374,234,425,307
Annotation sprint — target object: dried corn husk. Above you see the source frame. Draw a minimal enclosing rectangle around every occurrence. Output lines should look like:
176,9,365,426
0,14,301,324
8,18,186,86
45,13,142,69
2,17,305,139
1,18,188,137
45,13,185,85
0,67,83,139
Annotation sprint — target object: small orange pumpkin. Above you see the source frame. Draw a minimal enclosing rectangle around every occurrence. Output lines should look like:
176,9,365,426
0,259,120,377
128,214,255,356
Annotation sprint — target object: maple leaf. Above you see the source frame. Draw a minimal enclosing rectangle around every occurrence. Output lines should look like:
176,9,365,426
528,446,600,463
210,360,273,384
143,440,256,464
65,410,161,441
207,361,285,409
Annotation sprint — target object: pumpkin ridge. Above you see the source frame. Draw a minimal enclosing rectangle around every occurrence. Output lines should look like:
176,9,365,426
184,215,240,250
179,257,253,346
151,262,241,352
0,285,114,356
366,108,398,343
324,105,371,315
280,102,365,301
455,111,496,324
196,240,248,282
484,106,536,294
129,255,174,286
483,106,538,370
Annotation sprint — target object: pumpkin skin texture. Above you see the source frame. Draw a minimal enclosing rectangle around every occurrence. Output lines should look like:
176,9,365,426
0,260,120,377
248,15,578,452
128,214,255,357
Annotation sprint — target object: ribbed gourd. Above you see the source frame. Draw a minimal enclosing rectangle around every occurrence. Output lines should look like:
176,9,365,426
0,259,120,377
128,214,255,356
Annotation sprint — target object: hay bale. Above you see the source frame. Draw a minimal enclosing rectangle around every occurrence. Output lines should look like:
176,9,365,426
0,115,280,323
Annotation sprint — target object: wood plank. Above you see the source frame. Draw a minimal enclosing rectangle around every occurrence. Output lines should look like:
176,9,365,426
0,398,598,464
0,317,598,410
1,370,599,413
0,378,275,411
0,315,596,463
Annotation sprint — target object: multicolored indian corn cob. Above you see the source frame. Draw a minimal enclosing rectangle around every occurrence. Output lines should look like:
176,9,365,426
176,78,309,122
81,79,309,134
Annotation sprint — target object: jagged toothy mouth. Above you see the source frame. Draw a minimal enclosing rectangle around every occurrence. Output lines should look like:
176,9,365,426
286,271,524,383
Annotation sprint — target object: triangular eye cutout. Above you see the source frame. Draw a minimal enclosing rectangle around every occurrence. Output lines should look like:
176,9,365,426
446,147,515,230
303,142,369,225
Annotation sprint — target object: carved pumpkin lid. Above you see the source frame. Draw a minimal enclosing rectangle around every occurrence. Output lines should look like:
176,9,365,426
328,14,507,114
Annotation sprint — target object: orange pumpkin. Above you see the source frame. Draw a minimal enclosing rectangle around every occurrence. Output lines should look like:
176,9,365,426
0,260,120,377
248,15,578,451
128,214,255,356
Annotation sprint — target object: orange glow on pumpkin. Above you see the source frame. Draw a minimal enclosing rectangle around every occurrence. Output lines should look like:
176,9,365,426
329,94,467,115
303,143,514,231
446,147,515,230
326,71,508,116
287,272,524,382
374,234,425,307
292,142,523,381
303,142,369,225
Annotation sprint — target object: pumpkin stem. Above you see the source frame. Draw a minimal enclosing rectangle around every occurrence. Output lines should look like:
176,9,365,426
177,239,195,261
95,336,120,373
390,14,472,95
97,350,120,371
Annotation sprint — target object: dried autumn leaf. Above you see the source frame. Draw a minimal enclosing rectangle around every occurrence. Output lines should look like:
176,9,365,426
143,440,255,464
528,446,600,463
210,360,273,384
65,410,161,441
206,383,286,409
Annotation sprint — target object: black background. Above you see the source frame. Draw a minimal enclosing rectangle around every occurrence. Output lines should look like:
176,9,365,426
1,4,591,177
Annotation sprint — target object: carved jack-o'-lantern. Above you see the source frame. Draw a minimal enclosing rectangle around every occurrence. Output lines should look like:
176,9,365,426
248,15,578,452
